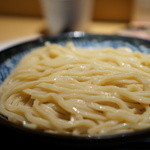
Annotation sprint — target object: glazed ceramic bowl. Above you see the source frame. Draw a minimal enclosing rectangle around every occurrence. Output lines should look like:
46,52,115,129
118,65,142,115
0,34,150,148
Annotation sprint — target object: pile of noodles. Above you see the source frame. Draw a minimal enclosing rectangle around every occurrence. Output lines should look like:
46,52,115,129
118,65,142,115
0,42,150,135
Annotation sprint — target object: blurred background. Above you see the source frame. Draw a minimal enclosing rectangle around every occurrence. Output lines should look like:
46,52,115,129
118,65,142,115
0,0,150,47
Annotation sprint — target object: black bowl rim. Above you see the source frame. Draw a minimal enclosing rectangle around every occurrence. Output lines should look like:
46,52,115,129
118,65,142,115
0,33,150,54
0,33,150,143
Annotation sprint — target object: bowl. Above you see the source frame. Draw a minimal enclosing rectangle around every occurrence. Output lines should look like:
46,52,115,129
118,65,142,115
0,34,150,148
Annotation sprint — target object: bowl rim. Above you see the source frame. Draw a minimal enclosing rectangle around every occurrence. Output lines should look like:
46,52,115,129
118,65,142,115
0,33,150,53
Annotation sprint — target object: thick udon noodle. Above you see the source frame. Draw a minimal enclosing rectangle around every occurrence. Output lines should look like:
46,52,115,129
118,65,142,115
0,42,150,135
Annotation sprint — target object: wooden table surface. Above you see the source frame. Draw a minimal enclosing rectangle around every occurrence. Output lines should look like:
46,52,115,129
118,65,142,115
0,15,127,42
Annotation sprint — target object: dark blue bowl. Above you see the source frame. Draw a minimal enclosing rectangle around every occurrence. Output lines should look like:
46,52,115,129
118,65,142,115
0,34,150,148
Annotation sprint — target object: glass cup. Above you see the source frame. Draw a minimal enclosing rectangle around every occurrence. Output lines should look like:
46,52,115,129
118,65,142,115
40,0,94,35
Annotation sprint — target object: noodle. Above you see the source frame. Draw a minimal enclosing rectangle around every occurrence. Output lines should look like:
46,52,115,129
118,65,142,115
0,42,150,135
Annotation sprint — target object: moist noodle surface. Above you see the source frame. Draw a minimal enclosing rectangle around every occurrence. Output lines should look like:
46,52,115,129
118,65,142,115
0,42,150,135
